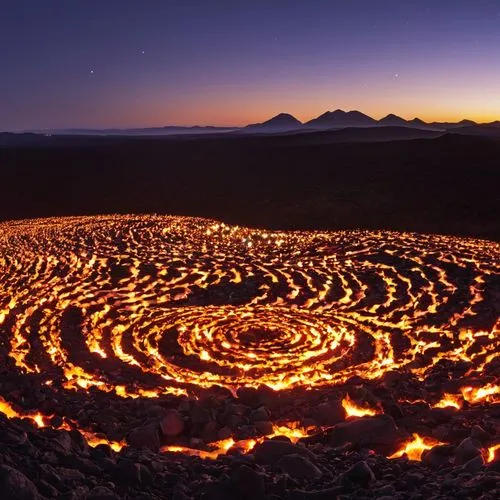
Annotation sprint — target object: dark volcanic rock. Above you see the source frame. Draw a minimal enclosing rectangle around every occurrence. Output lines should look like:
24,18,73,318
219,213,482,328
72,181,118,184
86,486,119,500
255,420,274,435
470,425,494,443
115,459,142,485
461,454,485,473
254,439,315,466
311,399,346,426
277,453,323,481
330,414,401,451
231,464,266,499
128,423,160,451
0,428,28,445
0,464,41,500
249,406,269,422
455,437,482,465
422,444,454,468
160,409,184,436
288,486,344,499
55,466,86,485
344,460,375,486
236,386,275,409
189,402,211,424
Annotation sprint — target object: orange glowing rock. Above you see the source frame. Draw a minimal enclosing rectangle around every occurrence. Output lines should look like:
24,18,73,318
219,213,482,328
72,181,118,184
80,431,126,452
0,397,19,419
0,396,48,428
342,394,379,418
461,383,499,404
270,421,311,443
432,393,462,410
389,433,445,461
0,396,125,451
161,421,312,459
162,437,237,460
486,443,500,463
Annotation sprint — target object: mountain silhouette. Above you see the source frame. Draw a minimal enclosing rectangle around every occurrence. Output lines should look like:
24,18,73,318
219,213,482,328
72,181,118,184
430,119,477,129
305,109,376,129
18,111,495,138
245,113,302,132
378,114,410,127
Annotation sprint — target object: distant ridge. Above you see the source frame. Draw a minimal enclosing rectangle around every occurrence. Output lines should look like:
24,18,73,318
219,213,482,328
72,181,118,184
14,110,497,137
245,113,302,132
305,109,376,129
378,114,409,127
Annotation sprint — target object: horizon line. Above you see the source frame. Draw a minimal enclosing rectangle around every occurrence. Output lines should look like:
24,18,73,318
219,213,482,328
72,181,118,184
3,108,500,133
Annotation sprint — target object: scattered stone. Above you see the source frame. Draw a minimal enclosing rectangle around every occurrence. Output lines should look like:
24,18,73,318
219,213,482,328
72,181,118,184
344,460,375,486
454,437,482,465
422,444,454,468
249,407,269,422
86,486,119,500
114,459,142,485
254,439,314,466
236,386,275,409
146,405,168,419
255,420,274,435
160,409,184,436
53,429,73,453
277,454,323,481
128,423,160,452
0,465,40,500
55,466,86,485
330,414,401,451
311,400,346,426
470,425,493,443
461,454,484,474
231,464,266,499
189,403,210,424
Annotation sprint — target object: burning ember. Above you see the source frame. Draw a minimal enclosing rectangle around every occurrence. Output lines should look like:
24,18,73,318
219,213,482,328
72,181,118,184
389,433,445,461
342,394,380,417
0,215,498,497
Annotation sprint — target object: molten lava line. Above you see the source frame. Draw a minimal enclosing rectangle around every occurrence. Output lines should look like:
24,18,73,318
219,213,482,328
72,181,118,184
389,434,445,461
0,215,498,461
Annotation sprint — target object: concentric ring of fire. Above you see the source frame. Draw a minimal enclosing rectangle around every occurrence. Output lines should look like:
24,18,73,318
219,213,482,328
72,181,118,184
0,215,498,460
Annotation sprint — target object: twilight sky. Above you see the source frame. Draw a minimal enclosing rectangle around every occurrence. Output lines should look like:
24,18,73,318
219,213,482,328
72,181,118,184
2,0,500,130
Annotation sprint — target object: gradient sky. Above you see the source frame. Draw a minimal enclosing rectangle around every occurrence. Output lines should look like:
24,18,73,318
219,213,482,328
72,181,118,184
2,0,500,130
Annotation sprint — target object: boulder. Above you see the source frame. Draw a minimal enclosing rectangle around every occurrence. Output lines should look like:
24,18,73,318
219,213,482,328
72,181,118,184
461,454,484,474
236,386,275,409
128,423,160,452
343,460,375,486
330,414,400,452
189,403,210,424
454,437,482,466
276,454,322,481
0,465,40,500
231,464,266,499
86,486,119,500
249,407,269,422
311,400,346,426
254,439,315,466
160,409,184,436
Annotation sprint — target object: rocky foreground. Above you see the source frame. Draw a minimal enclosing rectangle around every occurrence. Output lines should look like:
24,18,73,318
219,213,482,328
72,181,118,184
1,377,499,500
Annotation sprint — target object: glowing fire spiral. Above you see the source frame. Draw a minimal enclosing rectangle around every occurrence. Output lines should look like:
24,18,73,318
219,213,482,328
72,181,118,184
0,215,498,403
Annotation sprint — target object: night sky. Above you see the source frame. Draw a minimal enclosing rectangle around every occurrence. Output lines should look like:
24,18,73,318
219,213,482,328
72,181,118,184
2,0,500,130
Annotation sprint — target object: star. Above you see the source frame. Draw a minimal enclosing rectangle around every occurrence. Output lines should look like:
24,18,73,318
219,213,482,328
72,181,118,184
90,69,94,74
394,73,399,78
141,50,145,54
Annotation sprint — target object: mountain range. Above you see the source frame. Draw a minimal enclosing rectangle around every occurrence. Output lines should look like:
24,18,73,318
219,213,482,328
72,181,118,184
7,110,500,137
244,110,482,132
